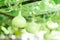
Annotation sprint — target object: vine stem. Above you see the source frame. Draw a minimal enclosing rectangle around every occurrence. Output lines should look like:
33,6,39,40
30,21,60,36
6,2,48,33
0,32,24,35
0,11,14,19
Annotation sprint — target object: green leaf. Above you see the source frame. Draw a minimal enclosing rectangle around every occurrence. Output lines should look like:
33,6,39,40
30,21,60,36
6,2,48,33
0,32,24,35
1,26,9,34
54,0,60,4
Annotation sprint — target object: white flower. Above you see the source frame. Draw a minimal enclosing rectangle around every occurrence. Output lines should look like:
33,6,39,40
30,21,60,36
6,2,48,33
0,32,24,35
45,31,60,40
50,31,60,40
10,35,16,39
47,21,59,29
0,34,5,39
21,32,35,40
36,31,47,40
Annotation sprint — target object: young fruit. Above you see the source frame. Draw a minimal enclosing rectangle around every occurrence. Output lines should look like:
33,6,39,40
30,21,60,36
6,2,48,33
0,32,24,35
12,11,26,28
25,20,40,34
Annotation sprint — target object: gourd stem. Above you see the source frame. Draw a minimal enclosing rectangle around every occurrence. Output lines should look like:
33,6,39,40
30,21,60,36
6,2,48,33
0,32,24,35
18,11,21,17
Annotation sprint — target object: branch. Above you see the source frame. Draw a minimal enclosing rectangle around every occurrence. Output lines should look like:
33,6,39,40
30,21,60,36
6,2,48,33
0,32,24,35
0,11,45,19
0,11,54,20
0,0,41,9
22,0,41,5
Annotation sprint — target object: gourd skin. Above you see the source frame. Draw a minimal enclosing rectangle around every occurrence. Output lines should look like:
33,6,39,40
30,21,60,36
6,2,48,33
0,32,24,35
12,16,26,28
25,21,40,34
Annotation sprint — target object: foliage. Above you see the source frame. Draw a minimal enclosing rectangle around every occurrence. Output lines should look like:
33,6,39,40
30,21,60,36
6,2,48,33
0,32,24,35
0,0,60,40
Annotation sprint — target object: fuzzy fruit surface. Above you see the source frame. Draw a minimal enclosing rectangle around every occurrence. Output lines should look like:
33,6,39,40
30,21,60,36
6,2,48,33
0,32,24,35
12,15,26,28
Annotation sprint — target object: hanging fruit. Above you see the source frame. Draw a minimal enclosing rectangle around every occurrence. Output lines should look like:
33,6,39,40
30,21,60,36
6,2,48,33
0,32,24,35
12,11,26,28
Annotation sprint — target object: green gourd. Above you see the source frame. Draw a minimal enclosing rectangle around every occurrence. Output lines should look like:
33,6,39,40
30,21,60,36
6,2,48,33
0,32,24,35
25,18,40,34
12,11,26,28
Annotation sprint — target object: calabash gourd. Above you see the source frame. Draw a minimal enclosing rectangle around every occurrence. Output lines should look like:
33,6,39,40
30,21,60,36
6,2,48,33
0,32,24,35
25,18,40,34
12,11,26,28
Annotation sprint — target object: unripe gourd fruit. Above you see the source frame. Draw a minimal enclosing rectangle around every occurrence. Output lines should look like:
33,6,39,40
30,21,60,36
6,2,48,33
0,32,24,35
12,11,26,28
25,18,40,34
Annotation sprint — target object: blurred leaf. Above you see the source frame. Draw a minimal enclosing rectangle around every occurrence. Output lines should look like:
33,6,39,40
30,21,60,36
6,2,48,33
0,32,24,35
54,0,60,4
0,16,3,21
1,26,9,34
